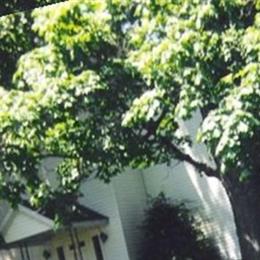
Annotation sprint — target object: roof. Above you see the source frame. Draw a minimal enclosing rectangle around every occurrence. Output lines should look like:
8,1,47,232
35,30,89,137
0,201,108,249
21,200,108,225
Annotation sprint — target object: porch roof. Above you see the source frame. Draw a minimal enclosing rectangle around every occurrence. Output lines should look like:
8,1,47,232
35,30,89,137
23,200,109,225
0,203,108,249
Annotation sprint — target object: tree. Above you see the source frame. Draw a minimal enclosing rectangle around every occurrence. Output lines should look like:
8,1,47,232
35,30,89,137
0,0,64,16
0,1,259,259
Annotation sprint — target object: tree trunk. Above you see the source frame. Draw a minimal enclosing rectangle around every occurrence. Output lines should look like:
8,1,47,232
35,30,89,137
220,171,260,260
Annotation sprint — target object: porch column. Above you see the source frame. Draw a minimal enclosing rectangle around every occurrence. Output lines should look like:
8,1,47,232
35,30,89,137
74,228,84,260
24,243,31,260
19,245,25,260
19,244,31,260
69,227,79,260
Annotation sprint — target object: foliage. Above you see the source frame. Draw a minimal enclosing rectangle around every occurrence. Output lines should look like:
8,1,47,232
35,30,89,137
0,0,259,215
0,0,64,16
139,193,221,260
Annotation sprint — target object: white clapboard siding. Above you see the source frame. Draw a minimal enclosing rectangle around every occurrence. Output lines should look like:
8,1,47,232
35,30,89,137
79,178,130,260
141,110,241,260
141,162,241,259
112,169,147,260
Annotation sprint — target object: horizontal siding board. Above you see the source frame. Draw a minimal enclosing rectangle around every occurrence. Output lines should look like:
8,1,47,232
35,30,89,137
79,179,130,260
113,169,147,260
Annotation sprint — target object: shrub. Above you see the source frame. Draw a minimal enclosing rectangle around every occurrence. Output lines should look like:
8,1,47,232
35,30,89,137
139,193,221,260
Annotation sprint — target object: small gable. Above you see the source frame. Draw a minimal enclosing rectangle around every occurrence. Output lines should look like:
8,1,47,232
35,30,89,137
2,207,53,244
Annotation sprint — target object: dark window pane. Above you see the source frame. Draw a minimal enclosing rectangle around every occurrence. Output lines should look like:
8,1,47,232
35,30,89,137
57,246,66,260
92,235,104,260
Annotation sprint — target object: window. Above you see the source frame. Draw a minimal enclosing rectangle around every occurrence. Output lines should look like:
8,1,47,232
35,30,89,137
56,246,66,260
92,235,104,260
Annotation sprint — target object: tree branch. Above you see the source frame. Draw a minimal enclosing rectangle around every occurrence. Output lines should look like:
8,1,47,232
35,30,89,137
137,108,218,177
161,137,218,178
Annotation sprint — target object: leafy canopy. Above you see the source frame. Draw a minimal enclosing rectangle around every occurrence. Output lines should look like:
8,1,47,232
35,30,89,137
0,0,259,210
0,0,65,16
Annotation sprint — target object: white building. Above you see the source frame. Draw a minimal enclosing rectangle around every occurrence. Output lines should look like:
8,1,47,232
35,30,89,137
0,165,241,260
0,113,241,260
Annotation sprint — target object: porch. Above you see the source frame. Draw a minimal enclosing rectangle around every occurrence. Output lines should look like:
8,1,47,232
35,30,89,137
0,203,109,260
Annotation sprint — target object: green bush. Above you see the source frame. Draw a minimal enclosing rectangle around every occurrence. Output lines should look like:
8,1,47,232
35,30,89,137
139,193,221,260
